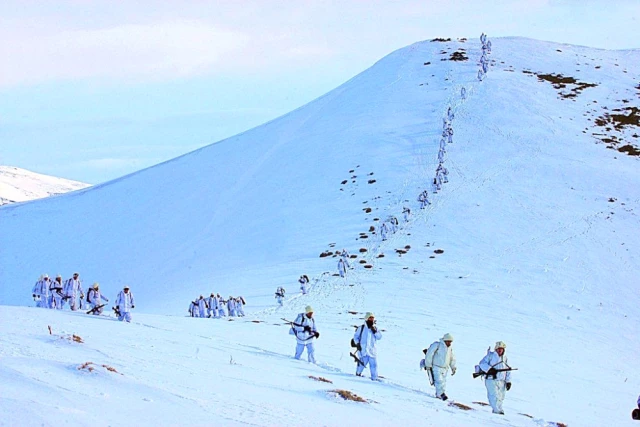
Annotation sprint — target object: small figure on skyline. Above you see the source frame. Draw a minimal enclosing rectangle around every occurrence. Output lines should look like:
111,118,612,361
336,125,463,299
227,296,237,317
32,275,50,308
50,275,64,309
87,283,109,315
275,286,286,306
63,272,84,311
236,296,246,317
196,295,208,318
207,293,217,318
217,294,227,317
115,285,135,322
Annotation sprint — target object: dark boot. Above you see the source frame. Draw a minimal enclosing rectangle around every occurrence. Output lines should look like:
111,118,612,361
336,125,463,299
440,393,448,401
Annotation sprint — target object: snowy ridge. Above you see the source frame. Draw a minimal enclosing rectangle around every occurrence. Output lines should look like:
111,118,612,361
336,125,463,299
0,166,90,206
1,37,639,426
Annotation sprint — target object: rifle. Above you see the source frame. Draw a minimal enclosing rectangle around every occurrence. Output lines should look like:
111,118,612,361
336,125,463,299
112,306,121,317
282,318,317,341
424,367,434,386
86,304,105,315
473,368,518,379
350,351,364,367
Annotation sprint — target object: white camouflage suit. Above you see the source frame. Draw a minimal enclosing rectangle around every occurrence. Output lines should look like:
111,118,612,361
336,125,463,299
63,277,84,311
32,277,50,308
353,320,382,380
424,337,457,399
115,289,135,322
87,287,109,314
479,348,512,414
293,310,318,363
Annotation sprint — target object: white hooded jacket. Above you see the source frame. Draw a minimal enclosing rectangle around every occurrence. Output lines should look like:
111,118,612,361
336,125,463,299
425,339,456,371
116,290,135,313
293,313,317,345
479,351,512,382
353,324,382,358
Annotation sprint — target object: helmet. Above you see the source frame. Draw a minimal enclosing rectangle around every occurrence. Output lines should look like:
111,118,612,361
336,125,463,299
123,285,130,290
365,312,375,319
93,283,99,289
305,305,314,314
495,341,507,350
442,333,454,342
43,274,49,279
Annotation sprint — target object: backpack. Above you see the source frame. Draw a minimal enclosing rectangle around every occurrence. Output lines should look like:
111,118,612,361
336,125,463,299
86,288,94,303
350,325,365,348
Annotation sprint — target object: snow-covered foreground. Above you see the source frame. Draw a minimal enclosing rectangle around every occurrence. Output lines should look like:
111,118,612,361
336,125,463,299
0,166,90,206
1,305,572,427
1,37,639,426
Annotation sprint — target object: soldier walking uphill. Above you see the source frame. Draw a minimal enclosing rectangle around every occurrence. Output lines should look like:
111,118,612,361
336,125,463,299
478,341,513,415
86,283,109,315
352,312,382,381
115,285,135,322
299,275,310,295
49,275,64,309
32,274,51,308
292,306,320,363
423,333,457,401
63,272,84,311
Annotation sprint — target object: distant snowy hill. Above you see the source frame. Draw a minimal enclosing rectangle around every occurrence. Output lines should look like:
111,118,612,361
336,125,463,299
1,37,639,426
0,166,90,206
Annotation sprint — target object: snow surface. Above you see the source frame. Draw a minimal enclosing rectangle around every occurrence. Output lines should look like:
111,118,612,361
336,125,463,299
0,166,90,206
1,37,639,426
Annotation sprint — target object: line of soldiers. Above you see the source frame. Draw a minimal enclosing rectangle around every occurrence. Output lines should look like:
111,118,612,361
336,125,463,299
478,32,492,81
288,308,514,416
31,273,135,322
32,272,85,311
188,294,246,318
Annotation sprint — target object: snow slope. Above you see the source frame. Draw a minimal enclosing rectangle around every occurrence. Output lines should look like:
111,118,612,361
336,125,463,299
1,37,640,426
0,166,90,206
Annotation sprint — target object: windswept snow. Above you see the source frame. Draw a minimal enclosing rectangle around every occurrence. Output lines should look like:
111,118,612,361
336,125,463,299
0,166,90,206
1,37,639,426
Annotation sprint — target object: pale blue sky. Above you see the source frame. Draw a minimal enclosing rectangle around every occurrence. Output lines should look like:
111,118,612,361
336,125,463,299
1,0,638,183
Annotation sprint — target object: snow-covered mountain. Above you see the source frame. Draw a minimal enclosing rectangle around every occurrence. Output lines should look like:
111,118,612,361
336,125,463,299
0,166,90,206
1,37,639,426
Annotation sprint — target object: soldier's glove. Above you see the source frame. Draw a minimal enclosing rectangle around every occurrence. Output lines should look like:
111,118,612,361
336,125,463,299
314,331,320,339
451,367,456,376
131,305,135,309
487,368,498,378
505,382,512,391
304,326,312,333
33,294,36,298
371,326,378,333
